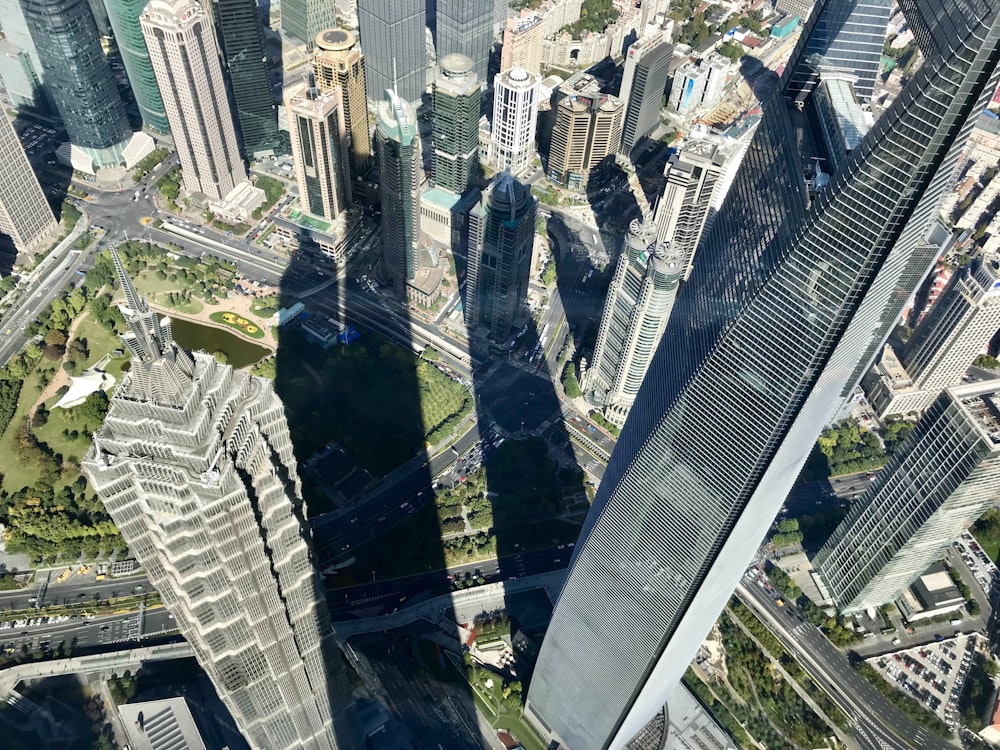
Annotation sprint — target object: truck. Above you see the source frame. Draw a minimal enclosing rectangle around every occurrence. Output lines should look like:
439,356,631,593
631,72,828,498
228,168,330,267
55,568,72,583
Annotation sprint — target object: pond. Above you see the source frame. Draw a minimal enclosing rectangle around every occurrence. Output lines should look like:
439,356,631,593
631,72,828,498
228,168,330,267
169,317,271,368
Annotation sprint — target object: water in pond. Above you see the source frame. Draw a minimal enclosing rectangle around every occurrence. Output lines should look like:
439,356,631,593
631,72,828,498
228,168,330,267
169,317,271,368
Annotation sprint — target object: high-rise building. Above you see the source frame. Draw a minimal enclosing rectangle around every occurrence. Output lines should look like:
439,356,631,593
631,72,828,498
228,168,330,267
489,66,539,174
314,28,372,178
583,221,683,427
209,0,279,156
525,1,1000,747
104,0,170,132
865,252,1000,418
0,2,51,114
0,112,57,254
815,381,1000,613
619,40,671,156
141,0,246,203
668,55,730,116
433,53,482,195
356,0,426,104
285,82,352,221
466,170,536,342
436,0,493,84
500,11,543,75
281,0,335,48
20,0,133,169
83,251,361,750
547,73,624,191
376,89,422,297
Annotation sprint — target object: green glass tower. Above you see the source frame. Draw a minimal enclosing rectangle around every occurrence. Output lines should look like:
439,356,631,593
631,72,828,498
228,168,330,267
432,53,481,195
104,0,169,132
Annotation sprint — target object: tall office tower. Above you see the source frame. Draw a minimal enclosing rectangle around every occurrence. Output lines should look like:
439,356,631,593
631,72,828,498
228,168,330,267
104,0,170,132
547,73,624,191
619,40,671,156
0,113,57,254
20,0,132,169
500,12,543,75
285,82,352,221
376,89,422,297
141,0,246,203
356,0,426,104
583,221,683,427
82,252,360,750
489,66,539,173
433,53,482,195
815,381,1000,613
281,0,334,48
437,0,493,83
465,170,536,342
0,2,51,114
525,1,1000,747
314,28,372,177
210,0,278,156
866,253,1000,418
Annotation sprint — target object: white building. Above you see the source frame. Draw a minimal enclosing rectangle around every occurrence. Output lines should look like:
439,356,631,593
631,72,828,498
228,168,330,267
489,66,540,174
0,112,56,254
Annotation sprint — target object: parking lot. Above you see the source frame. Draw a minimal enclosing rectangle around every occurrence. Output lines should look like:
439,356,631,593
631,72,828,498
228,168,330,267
956,531,999,597
868,633,986,732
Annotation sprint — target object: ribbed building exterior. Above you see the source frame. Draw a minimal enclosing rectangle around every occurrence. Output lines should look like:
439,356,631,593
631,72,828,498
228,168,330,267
619,40,672,156
500,11,543,76
83,252,361,750
815,381,1000,613
314,28,372,178
583,221,683,427
489,66,539,173
0,112,57,254
210,0,278,156
141,0,246,203
466,171,536,342
525,1,1000,748
20,0,132,169
548,73,624,191
436,0,493,84
376,89,423,297
281,0,334,48
433,54,482,195
865,253,1000,418
356,0,426,104
103,0,170,132
0,3,50,114
285,83,351,221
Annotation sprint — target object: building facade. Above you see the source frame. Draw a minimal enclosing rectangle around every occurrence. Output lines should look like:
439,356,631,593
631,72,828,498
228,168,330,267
0,2,50,115
141,0,246,203
524,1,1000,747
356,0,426,104
376,89,423,297
433,54,482,195
815,381,1000,613
489,66,540,174
314,28,372,178
285,83,352,222
466,171,536,342
281,0,334,47
668,55,729,116
0,112,57,254
583,221,683,427
500,11,544,75
436,0,493,83
83,251,361,750
547,73,623,191
619,40,671,156
103,0,170,132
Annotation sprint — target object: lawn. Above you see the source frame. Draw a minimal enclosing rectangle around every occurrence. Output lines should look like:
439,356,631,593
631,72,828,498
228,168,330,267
972,531,1000,564
0,368,50,492
210,311,266,339
133,268,183,296
70,311,124,371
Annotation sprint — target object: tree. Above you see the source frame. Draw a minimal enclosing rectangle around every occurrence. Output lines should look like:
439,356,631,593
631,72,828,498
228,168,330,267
45,330,67,347
561,361,583,398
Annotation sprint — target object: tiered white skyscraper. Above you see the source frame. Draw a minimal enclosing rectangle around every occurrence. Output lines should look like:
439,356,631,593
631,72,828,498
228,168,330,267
83,251,360,750
489,66,540,174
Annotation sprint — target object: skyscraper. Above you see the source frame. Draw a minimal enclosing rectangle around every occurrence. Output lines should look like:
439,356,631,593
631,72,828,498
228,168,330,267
619,40,672,156
583,221,682,427
433,53,482,195
489,66,539,173
0,112,57,254
465,170,536,342
547,73,624,191
141,0,246,203
525,1,1000,747
356,0,426,104
20,0,133,169
286,82,352,220
436,0,493,83
83,251,360,750
0,2,51,114
314,28,372,178
815,381,1000,613
865,252,1000,418
209,0,279,156
104,0,170,132
282,0,335,48
376,89,422,297
500,11,543,76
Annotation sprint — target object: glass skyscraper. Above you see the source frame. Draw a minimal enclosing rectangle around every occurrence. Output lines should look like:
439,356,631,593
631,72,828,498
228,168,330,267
356,0,426,104
436,0,494,84
433,53,482,195
524,1,1000,748
104,0,170,132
